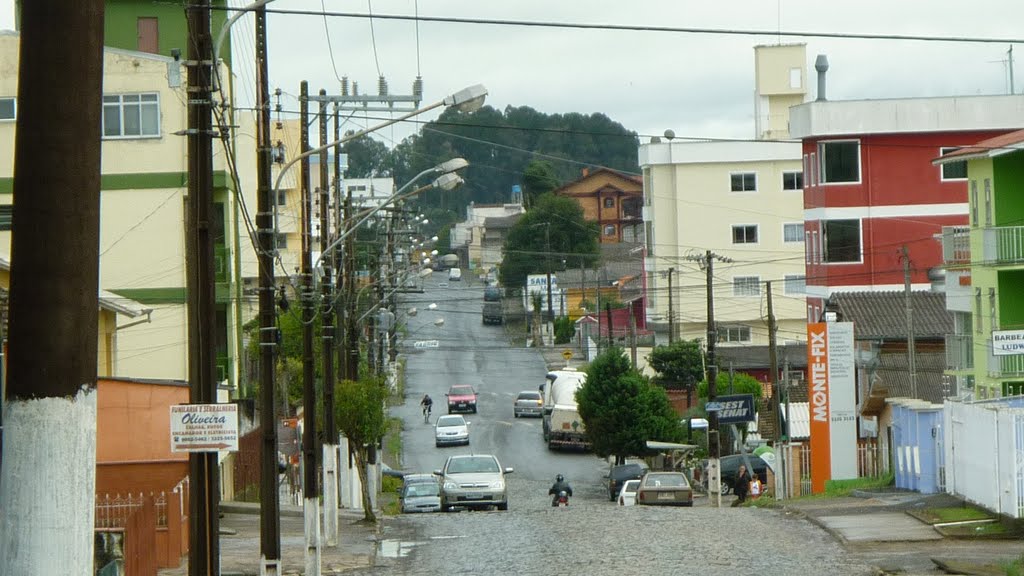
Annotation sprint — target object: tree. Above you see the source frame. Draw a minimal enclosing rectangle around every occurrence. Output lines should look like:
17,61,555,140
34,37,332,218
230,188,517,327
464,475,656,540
499,193,599,289
343,133,392,178
648,339,705,407
334,376,390,522
696,371,764,399
521,160,560,208
576,348,683,464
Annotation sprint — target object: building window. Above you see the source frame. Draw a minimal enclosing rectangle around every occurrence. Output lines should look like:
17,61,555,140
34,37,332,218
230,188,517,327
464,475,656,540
275,234,288,250
940,147,967,180
103,93,160,138
975,288,982,333
730,172,757,192
720,325,752,343
810,152,818,186
0,97,14,121
984,178,992,227
783,223,803,243
989,288,997,331
802,155,809,187
804,231,812,264
818,140,860,184
822,219,861,263
732,224,758,244
0,205,11,231
784,275,805,295
603,197,615,209
783,171,803,190
645,221,654,256
603,224,616,236
733,276,760,297
789,67,802,89
970,181,978,227
277,190,287,205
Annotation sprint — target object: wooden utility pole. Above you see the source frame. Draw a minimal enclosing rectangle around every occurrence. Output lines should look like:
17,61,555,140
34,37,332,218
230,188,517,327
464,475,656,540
667,267,676,344
299,81,322,576
606,302,614,348
184,2,220,573
318,89,339,548
0,1,104,572
902,246,918,399
767,281,782,498
254,3,281,571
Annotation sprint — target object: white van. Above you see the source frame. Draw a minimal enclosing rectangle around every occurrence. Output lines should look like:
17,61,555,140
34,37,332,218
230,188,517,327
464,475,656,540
448,267,462,281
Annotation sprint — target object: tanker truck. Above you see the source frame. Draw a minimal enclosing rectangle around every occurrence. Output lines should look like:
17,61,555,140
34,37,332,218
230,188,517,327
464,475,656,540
540,368,590,451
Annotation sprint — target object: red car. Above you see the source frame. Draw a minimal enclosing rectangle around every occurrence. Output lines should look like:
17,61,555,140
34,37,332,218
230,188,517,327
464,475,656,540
446,385,478,414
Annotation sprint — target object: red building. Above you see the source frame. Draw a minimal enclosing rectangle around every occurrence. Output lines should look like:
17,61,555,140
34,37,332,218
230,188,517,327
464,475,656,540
789,85,1024,320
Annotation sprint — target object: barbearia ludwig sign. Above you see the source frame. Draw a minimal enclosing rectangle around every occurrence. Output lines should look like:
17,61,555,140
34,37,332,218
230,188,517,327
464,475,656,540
993,330,1024,356
170,404,239,453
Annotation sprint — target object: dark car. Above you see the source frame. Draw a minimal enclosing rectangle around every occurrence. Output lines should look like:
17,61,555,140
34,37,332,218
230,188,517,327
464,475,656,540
605,462,649,501
484,286,502,302
702,454,768,494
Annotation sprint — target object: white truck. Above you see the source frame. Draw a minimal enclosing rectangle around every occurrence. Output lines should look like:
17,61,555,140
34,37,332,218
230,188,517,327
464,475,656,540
541,368,590,451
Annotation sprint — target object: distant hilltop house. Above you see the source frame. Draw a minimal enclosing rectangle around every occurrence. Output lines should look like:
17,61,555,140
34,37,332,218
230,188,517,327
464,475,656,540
554,167,643,244
450,201,525,271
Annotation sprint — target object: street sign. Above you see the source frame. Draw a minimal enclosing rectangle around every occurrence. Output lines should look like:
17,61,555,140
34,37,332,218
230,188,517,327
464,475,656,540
561,350,573,360
170,404,239,453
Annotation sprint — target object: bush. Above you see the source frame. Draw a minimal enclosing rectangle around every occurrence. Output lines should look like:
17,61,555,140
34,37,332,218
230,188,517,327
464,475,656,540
553,316,575,344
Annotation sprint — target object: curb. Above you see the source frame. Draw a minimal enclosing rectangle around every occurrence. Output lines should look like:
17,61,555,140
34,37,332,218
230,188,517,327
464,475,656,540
781,504,850,545
219,501,375,522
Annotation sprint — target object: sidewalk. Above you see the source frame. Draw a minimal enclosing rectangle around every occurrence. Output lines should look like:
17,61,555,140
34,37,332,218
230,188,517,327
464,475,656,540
157,502,378,576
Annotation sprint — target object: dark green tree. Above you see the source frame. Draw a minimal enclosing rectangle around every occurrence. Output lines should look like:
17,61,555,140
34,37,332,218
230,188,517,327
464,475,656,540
576,347,683,464
521,160,560,208
499,193,599,289
342,133,392,178
696,371,764,399
648,339,705,407
334,376,390,522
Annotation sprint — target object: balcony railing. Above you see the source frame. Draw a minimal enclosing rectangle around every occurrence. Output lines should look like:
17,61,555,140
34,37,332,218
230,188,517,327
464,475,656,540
988,345,1024,378
983,226,1024,265
941,225,971,265
945,333,974,370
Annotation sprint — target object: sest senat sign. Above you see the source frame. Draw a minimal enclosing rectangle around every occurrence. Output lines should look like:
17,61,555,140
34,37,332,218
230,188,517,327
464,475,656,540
170,403,239,453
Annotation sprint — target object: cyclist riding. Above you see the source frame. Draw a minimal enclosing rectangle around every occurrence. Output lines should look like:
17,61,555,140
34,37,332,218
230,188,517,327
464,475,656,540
420,394,433,422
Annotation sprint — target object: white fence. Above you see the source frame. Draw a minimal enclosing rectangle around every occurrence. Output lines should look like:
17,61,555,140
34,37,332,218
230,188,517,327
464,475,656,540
944,400,1024,518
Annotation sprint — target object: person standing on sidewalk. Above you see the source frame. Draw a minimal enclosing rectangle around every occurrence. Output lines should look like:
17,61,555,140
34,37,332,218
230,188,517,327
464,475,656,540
731,464,751,507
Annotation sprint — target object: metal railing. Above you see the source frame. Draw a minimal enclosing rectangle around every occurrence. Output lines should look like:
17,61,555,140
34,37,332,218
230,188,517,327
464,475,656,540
945,334,974,370
95,492,167,529
989,346,1024,377
941,225,971,265
983,225,1024,264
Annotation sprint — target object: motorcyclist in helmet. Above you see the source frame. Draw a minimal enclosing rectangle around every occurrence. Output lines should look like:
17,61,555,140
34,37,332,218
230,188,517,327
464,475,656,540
548,474,573,506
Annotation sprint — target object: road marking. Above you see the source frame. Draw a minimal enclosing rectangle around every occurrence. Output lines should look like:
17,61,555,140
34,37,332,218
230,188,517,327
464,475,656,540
496,421,513,427
430,535,466,540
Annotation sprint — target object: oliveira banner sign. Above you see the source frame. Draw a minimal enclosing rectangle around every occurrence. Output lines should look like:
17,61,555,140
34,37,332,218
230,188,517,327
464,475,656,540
807,322,857,494
170,403,239,453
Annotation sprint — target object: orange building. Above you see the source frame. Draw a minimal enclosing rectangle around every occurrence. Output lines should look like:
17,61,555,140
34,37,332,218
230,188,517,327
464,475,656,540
554,168,643,243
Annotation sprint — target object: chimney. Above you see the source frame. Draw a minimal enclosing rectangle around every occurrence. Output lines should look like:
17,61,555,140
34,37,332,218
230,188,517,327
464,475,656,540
815,54,829,101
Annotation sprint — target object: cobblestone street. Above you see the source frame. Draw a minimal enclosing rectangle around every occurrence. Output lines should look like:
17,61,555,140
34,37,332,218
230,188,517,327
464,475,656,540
349,477,876,576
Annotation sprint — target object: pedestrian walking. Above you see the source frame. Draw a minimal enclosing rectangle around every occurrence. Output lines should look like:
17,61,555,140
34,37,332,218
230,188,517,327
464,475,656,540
731,464,751,507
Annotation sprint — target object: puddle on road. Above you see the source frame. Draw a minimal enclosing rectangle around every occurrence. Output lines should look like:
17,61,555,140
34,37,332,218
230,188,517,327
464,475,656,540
377,539,421,558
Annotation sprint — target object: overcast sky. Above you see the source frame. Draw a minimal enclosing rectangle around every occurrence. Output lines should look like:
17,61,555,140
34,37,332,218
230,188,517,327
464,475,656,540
2,1,1022,144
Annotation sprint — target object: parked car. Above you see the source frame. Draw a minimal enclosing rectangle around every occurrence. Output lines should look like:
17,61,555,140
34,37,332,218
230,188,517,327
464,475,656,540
434,414,470,447
400,477,441,513
617,479,641,507
513,390,543,418
702,454,769,495
606,462,648,501
446,385,478,414
636,472,694,507
448,267,462,281
484,286,502,302
434,454,513,512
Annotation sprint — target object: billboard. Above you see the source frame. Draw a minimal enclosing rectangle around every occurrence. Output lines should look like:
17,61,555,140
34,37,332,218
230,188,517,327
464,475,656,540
524,274,564,315
807,321,857,493
706,394,756,425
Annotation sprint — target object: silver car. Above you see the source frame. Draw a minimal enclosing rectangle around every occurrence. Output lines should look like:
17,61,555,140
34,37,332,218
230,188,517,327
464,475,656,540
434,454,513,512
400,478,442,513
513,390,543,418
434,415,470,447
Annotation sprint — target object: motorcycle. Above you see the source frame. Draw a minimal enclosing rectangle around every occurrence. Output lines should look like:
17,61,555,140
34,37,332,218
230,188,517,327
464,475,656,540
555,490,569,507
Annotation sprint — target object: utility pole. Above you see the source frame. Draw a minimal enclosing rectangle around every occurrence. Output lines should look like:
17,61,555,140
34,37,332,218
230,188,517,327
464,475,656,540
184,2,221,573
606,302,614,348
0,1,104,572
629,303,638,368
902,246,918,399
299,81,322,576
685,249,732,508
667,267,675,344
254,4,281,573
766,281,782,499
544,222,553,346
319,89,339,548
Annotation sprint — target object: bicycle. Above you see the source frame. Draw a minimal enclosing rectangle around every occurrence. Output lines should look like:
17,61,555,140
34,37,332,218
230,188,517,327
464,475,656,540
422,404,432,424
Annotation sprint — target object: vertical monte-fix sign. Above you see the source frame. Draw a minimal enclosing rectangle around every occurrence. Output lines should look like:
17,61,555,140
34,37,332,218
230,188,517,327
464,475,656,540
807,321,857,493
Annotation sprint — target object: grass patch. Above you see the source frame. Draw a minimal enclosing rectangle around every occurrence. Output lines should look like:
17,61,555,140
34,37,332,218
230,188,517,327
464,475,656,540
382,474,402,494
823,473,894,497
912,506,993,524
380,491,402,516
384,417,403,463
1002,553,1024,576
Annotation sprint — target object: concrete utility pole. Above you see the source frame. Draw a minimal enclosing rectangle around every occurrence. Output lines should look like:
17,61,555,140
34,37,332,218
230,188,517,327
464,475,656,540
184,2,221,573
902,246,918,399
318,90,339,548
299,81,322,576
766,281,783,499
0,2,104,572
685,249,732,508
254,4,281,573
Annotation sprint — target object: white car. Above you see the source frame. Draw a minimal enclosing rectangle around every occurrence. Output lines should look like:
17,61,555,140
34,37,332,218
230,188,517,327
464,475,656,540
434,414,470,447
617,479,641,506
